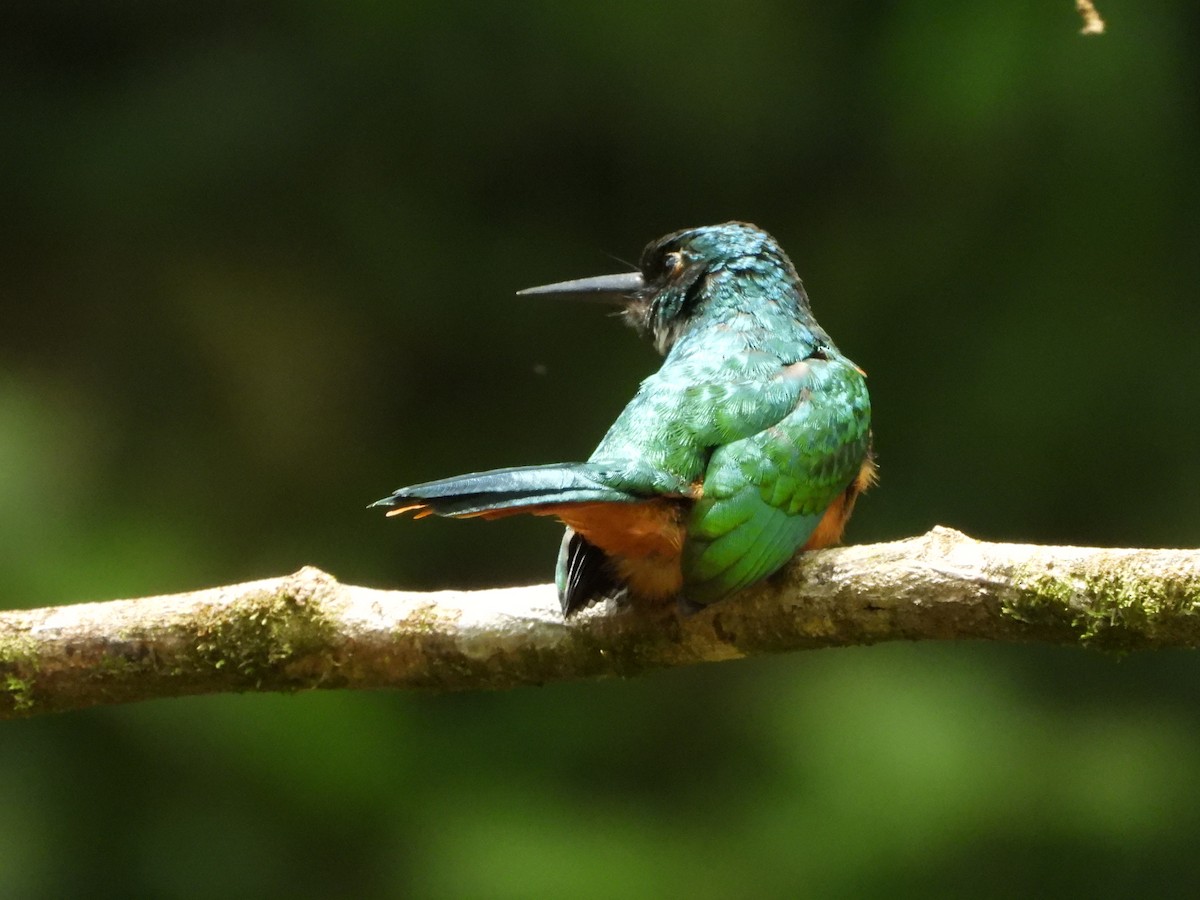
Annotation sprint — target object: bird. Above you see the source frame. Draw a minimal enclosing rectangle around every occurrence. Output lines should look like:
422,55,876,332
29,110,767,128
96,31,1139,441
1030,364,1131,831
373,222,875,616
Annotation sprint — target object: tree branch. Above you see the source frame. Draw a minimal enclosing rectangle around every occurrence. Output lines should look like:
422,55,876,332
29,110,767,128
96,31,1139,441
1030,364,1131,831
3,526,1199,719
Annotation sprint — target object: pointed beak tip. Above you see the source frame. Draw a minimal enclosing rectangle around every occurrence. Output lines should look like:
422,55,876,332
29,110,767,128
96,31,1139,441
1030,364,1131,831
515,271,645,300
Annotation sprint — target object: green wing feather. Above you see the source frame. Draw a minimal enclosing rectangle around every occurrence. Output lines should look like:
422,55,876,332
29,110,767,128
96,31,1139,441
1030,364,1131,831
682,357,871,606
561,333,870,609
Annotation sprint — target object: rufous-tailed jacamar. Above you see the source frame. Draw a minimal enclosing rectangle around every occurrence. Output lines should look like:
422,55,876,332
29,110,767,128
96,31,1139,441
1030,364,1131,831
374,222,875,615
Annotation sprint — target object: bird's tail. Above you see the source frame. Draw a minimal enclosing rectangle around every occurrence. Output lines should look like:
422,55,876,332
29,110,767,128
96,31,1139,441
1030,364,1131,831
370,462,634,519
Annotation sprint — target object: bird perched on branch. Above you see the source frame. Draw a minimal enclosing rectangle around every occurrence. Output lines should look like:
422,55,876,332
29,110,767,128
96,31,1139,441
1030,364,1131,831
374,222,875,616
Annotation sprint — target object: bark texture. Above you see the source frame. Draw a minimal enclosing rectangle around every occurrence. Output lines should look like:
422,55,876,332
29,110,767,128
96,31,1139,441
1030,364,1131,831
4,527,1199,719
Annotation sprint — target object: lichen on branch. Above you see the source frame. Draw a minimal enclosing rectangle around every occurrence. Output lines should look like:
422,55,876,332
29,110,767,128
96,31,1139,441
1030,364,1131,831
3,527,1200,719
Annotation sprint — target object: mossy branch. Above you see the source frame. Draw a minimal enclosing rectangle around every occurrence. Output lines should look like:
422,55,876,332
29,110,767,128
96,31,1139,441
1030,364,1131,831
3,526,1199,719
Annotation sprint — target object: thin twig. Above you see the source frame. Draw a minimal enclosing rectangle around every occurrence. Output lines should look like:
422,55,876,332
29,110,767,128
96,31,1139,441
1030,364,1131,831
1076,0,1106,35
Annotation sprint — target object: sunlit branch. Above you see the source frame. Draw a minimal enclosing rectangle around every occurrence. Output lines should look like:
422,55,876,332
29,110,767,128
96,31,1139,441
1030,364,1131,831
3,526,1198,719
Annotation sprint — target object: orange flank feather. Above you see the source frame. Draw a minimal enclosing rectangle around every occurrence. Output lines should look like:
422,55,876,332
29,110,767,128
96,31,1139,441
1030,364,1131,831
803,455,878,550
400,496,688,560
802,493,852,550
552,501,686,559
553,501,687,600
391,497,689,601
388,496,691,561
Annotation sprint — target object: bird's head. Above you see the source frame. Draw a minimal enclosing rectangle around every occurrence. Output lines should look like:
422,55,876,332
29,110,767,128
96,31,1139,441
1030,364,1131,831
518,222,805,354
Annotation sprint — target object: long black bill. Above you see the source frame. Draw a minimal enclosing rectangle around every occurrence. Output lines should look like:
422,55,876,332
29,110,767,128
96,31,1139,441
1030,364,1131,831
516,271,644,300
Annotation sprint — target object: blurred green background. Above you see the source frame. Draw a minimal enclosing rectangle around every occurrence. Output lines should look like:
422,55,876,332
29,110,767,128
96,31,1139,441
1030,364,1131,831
3,1,1199,896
